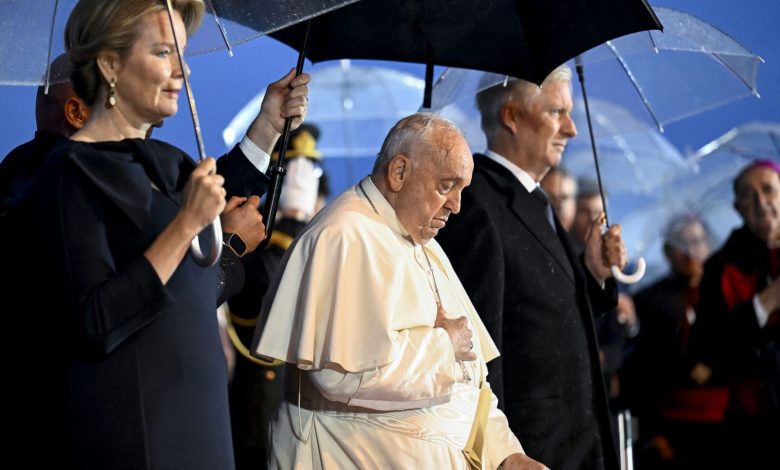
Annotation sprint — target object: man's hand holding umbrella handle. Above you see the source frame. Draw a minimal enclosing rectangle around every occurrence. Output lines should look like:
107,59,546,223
434,304,477,362
244,69,311,154
584,213,641,285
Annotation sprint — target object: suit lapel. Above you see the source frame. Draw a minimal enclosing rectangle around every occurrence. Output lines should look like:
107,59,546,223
475,155,576,283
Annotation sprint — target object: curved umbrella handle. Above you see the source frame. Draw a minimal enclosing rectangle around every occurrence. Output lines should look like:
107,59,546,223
611,257,646,285
190,217,223,267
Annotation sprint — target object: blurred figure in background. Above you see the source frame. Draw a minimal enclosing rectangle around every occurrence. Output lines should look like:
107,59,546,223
691,160,779,468
228,123,324,470
541,165,577,232
0,54,89,216
571,177,606,254
315,164,331,214
622,213,727,469
598,292,639,405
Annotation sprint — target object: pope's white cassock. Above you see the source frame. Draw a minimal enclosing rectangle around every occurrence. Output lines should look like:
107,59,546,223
252,176,525,469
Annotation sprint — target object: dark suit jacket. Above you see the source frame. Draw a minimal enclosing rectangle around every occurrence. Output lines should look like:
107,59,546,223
437,154,619,470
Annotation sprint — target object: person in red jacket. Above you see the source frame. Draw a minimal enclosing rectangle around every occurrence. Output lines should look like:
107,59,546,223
691,159,779,467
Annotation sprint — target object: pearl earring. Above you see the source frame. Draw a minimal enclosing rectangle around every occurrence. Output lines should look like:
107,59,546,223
107,77,117,108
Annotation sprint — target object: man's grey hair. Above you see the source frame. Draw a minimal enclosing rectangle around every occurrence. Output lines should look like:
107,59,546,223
663,213,713,254
476,64,573,144
372,112,464,175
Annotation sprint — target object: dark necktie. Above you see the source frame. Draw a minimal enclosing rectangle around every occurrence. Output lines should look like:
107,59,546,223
531,186,556,232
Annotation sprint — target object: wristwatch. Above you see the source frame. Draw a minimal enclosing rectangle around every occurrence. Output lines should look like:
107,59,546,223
222,232,247,257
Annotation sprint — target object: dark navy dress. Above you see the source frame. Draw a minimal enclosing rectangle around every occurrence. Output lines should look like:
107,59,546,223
5,139,234,469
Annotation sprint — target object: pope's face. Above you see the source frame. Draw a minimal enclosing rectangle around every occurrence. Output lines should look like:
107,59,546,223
113,10,189,126
394,127,473,245
735,166,780,244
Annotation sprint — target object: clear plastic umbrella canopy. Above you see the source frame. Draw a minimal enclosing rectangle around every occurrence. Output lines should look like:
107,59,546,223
616,123,780,289
223,60,425,192
0,0,361,87
692,121,780,161
427,6,763,133
223,60,425,157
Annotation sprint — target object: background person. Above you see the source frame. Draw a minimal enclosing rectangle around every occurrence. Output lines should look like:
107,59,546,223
228,123,325,470
690,160,780,468
540,165,577,232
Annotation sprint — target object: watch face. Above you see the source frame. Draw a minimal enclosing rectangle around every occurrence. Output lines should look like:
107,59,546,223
226,233,247,257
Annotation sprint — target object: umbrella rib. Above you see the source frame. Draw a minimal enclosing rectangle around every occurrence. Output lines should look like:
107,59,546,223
771,131,780,156
709,52,760,97
204,0,233,56
648,30,658,53
44,0,60,95
605,41,663,133
612,134,649,193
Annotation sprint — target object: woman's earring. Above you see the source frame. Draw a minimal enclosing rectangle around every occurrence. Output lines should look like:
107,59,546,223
107,77,117,108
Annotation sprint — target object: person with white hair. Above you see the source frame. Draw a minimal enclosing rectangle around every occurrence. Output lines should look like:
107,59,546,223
253,113,547,469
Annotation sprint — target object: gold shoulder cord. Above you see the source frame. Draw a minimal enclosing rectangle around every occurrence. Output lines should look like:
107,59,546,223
223,229,295,367
225,309,284,366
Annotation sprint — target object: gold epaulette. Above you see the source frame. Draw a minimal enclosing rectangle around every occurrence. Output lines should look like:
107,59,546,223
268,230,294,251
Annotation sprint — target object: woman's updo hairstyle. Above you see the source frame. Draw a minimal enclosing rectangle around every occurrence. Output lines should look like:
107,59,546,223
65,0,204,106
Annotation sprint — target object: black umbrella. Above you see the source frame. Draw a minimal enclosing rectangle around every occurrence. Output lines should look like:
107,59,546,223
265,0,662,103
222,0,662,243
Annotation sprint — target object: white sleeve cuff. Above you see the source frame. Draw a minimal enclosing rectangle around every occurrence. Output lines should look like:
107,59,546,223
239,136,271,173
753,294,770,328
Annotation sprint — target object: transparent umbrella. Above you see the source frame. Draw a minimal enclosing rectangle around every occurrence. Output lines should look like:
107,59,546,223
617,154,749,291
0,0,361,88
429,7,763,133
427,6,762,284
0,0,360,264
223,60,425,193
617,123,780,290
691,121,780,161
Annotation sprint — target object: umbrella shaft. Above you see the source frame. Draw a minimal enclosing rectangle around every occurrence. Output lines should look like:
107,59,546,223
261,20,312,244
575,57,610,227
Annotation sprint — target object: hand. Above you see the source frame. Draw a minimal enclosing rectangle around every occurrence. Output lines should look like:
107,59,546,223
434,304,477,362
616,293,638,330
758,277,780,314
501,452,550,470
245,69,311,153
178,158,226,236
584,214,627,284
690,362,712,385
221,195,265,255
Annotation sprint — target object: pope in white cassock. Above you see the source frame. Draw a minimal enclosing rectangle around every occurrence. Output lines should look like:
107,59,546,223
252,113,548,470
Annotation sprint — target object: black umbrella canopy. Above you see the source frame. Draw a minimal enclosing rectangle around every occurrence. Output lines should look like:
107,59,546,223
258,0,661,85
